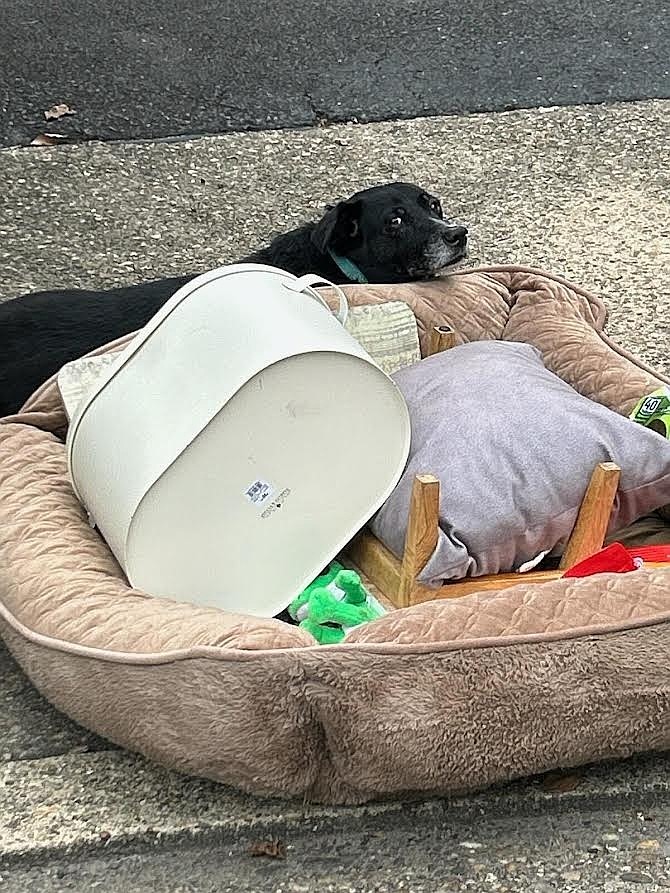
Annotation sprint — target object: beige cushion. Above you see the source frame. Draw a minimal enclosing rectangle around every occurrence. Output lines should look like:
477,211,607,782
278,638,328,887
344,300,421,375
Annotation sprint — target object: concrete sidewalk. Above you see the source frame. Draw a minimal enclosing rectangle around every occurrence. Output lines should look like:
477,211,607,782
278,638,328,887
2,744,670,890
2,99,669,369
1,98,670,888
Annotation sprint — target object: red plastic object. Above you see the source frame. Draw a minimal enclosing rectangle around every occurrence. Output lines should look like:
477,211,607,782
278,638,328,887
562,541,670,578
562,542,639,578
626,544,670,563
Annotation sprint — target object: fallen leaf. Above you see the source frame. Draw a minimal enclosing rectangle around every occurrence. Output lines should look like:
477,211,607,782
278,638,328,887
248,839,286,859
541,772,582,793
30,132,69,146
44,103,76,121
637,839,661,851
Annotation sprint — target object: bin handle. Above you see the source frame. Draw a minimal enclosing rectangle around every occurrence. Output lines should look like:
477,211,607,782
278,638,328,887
285,274,349,326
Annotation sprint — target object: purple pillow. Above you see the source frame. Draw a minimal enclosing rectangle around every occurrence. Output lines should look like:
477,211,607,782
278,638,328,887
372,341,670,585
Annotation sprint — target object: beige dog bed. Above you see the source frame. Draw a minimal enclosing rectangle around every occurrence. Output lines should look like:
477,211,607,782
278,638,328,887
2,266,670,805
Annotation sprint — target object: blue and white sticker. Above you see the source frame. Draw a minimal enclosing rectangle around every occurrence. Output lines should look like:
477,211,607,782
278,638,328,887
245,479,275,509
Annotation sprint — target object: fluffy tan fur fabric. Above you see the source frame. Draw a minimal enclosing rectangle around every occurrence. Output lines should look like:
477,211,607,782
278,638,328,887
1,266,669,804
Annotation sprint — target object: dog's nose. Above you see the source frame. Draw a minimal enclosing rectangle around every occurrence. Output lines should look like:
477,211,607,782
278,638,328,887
444,225,468,247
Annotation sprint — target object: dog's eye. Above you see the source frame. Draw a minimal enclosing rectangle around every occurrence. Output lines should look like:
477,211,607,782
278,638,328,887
429,199,443,217
388,215,403,228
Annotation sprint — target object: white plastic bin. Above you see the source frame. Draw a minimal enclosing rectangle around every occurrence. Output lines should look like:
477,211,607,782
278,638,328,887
67,264,411,617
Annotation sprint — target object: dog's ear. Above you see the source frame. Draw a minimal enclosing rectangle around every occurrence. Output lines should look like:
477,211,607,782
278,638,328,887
311,200,362,254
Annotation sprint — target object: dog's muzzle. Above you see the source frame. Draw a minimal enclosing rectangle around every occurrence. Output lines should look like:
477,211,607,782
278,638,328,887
442,224,468,252
406,224,469,278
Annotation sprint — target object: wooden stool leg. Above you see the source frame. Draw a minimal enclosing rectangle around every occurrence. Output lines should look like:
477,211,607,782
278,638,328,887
558,462,621,570
427,325,456,356
397,474,441,608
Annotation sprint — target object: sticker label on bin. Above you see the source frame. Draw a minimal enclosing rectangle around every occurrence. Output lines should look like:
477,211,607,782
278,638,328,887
245,479,275,509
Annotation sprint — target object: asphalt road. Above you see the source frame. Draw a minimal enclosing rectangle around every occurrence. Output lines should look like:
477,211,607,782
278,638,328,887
1,0,669,146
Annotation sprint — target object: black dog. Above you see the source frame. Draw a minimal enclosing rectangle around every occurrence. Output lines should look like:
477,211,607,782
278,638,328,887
0,182,467,417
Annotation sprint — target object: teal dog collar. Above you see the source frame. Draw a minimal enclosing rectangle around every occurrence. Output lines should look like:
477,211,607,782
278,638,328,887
327,249,368,284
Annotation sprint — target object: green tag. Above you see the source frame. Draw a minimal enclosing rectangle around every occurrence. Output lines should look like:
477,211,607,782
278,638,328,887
630,387,670,438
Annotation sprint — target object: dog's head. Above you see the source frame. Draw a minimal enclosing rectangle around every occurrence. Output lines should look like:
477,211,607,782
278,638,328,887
311,182,468,283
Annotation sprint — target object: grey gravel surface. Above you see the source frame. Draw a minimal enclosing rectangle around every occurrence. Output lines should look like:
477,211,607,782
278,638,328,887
2,780,670,890
1,0,669,146
2,100,668,374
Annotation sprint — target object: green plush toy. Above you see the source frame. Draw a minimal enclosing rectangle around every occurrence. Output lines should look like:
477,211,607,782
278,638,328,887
289,562,385,644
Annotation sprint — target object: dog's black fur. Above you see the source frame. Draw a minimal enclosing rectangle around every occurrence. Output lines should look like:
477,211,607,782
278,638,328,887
0,182,467,417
